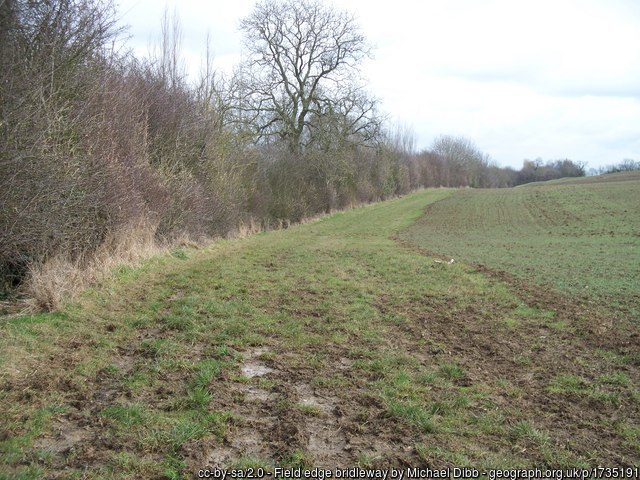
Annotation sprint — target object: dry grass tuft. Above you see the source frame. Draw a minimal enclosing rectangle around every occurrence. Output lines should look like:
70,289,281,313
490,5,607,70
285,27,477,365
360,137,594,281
95,220,159,262
25,221,167,312
228,217,263,239
26,256,84,312
22,202,371,312
173,233,204,249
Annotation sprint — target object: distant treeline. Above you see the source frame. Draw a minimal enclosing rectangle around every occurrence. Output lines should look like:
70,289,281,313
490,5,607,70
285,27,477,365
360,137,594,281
589,159,640,176
0,0,587,298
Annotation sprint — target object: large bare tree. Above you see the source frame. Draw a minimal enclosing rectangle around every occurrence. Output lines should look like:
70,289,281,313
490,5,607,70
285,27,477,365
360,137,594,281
237,0,380,153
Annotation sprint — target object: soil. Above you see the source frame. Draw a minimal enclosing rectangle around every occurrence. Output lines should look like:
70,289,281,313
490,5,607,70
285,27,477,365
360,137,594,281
187,236,640,470
4,239,639,476
196,344,410,470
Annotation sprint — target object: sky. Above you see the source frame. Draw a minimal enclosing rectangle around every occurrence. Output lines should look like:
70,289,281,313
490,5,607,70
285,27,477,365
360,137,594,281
116,0,640,170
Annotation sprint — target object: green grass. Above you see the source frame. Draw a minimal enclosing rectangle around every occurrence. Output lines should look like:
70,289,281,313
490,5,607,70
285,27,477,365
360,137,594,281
400,172,640,320
1,183,638,476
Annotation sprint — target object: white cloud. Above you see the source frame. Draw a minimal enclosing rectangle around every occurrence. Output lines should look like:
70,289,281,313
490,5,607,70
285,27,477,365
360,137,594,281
116,0,640,169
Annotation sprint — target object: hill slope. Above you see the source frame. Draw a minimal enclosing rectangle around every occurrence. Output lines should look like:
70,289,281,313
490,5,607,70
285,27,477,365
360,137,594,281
1,187,638,478
401,172,640,321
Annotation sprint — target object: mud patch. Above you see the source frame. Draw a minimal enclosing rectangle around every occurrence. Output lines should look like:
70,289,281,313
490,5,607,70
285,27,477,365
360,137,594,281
33,419,92,456
242,364,273,378
295,383,348,465
241,347,274,378
245,386,276,403
207,347,279,468
207,416,277,468
204,348,377,468
295,383,331,411
110,351,136,375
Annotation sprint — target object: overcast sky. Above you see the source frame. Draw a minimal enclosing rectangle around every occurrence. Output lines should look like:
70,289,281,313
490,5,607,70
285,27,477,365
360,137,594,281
116,0,640,169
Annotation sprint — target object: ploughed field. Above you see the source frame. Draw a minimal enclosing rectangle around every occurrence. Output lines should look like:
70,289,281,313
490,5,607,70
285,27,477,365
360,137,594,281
1,175,638,479
400,171,640,322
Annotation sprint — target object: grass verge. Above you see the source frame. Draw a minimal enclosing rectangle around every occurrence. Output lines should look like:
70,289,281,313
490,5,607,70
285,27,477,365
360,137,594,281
1,187,638,478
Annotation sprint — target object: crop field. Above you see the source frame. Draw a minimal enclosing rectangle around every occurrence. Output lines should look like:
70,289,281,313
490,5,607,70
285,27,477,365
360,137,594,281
1,181,639,478
401,172,640,322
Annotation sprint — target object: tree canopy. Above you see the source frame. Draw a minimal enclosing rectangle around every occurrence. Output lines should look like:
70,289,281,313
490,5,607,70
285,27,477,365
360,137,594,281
236,0,380,153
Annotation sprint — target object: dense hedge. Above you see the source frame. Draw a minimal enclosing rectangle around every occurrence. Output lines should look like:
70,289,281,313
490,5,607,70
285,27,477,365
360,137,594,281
0,0,587,298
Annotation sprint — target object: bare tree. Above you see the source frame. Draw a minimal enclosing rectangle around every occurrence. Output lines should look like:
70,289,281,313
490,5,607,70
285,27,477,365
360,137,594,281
151,8,186,92
431,135,490,187
236,0,379,153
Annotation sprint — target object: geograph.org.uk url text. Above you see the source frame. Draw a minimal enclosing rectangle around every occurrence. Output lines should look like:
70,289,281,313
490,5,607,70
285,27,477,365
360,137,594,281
196,467,640,480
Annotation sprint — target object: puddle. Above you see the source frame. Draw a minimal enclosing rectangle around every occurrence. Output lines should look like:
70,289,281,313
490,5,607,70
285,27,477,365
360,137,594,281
242,364,273,378
240,347,274,378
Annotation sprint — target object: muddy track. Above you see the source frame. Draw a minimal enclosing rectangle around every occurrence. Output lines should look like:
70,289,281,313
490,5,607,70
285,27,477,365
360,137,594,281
5,236,639,476
195,345,415,470
13,268,640,476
